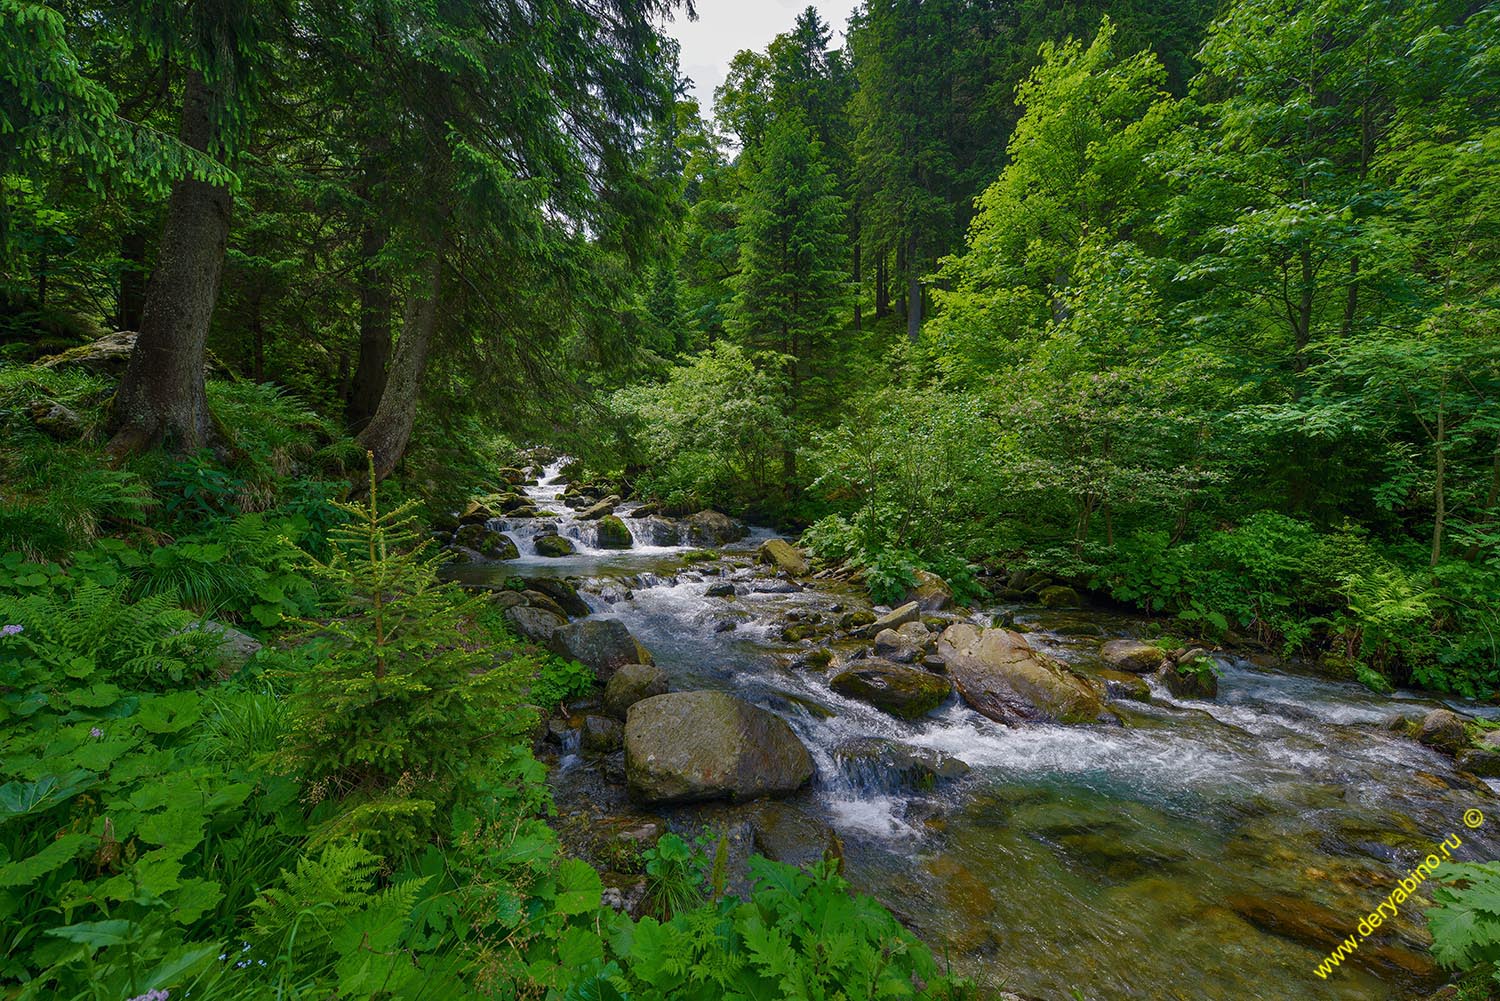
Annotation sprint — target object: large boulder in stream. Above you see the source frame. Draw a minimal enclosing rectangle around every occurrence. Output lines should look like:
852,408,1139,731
577,496,620,521
603,662,669,719
935,623,1106,725
452,523,519,561
830,660,952,719
901,570,954,612
624,691,813,804
595,515,633,549
522,577,590,618
758,539,809,576
855,601,921,638
1414,709,1468,755
503,605,566,643
682,510,748,546
534,534,575,557
548,618,653,681
1099,638,1162,674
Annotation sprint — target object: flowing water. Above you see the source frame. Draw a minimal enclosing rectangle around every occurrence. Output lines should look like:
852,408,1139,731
448,462,1500,1000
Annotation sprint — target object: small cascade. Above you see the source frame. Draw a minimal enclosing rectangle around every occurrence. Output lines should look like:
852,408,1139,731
490,460,702,564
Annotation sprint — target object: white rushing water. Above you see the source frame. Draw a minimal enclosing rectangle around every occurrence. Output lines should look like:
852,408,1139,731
464,458,1500,1000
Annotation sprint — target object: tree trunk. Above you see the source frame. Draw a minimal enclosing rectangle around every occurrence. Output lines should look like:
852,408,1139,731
107,69,231,460
117,227,148,330
874,247,889,318
852,233,862,333
356,250,442,481
1431,383,1447,568
1465,437,1500,562
346,219,391,431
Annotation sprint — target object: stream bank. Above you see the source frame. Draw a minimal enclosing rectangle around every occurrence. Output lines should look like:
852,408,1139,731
443,460,1500,1001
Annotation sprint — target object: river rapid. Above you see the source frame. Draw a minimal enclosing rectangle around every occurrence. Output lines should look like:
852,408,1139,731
446,462,1500,1001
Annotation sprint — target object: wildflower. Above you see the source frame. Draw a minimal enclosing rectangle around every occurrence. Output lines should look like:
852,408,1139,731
218,953,227,962
125,990,169,1001
90,727,104,739
0,624,21,637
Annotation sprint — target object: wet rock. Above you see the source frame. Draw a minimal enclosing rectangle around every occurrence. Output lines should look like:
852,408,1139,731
581,714,623,753
519,590,569,618
1038,585,1082,609
749,801,841,869
1477,729,1500,751
683,510,748,546
486,589,527,611
185,620,261,671
758,539,809,576
1415,709,1468,755
578,496,621,521
1158,659,1218,700
624,691,813,804
548,618,653,681
872,623,933,664
1226,892,1437,979
840,609,877,631
902,569,953,612
639,516,681,546
452,523,519,560
630,501,661,518
681,549,719,564
595,515,633,549
508,505,541,519
831,737,970,792
459,501,498,525
856,601,921,638
1097,669,1151,703
936,623,1106,725
766,690,836,719
504,605,566,643
521,577,590,618
603,662,669,719
751,579,802,594
534,534,575,557
1099,638,1163,674
1455,748,1500,777
830,660,953,719
713,619,738,633
705,581,736,598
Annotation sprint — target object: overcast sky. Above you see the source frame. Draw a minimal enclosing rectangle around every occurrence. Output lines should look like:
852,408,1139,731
665,1,861,117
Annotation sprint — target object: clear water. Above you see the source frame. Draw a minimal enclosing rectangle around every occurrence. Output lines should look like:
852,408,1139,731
451,462,1500,999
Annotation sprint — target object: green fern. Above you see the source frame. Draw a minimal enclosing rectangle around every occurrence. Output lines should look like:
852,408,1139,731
1428,861,1500,975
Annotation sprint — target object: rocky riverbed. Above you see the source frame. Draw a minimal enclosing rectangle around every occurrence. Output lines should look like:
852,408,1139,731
443,460,1500,1001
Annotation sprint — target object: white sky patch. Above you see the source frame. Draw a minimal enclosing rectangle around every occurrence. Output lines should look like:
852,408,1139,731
665,0,861,117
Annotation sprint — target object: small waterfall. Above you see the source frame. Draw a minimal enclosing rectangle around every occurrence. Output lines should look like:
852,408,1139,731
492,460,700,563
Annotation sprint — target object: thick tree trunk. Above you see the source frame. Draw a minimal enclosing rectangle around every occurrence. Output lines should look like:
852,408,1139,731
356,251,442,481
107,69,230,460
346,219,391,431
906,271,922,341
117,227,148,330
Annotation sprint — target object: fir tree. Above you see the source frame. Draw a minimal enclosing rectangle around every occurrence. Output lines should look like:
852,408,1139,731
279,453,531,857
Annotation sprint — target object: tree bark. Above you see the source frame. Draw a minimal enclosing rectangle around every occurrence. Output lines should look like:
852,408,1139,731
117,227,148,330
107,69,231,460
1431,381,1447,568
356,250,442,481
346,219,391,431
875,246,889,318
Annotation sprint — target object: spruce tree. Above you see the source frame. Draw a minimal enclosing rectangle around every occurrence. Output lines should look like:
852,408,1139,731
730,112,848,486
279,454,530,857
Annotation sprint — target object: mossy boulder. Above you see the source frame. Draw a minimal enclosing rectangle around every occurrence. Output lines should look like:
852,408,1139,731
1455,748,1500,777
683,510,748,546
503,605,566,643
603,662,669,719
1415,709,1468,755
521,577,590,618
624,691,813,804
830,660,952,719
856,601,920,638
534,534,575,557
595,515,633,549
901,570,953,612
758,539,809,576
831,737,971,792
548,618,653,681
1158,659,1218,700
1038,585,1082,609
935,623,1106,724
578,496,621,521
1099,638,1162,674
453,523,519,560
